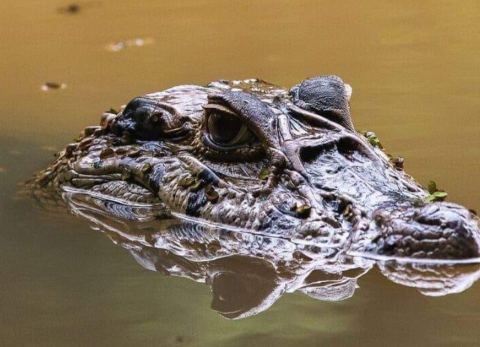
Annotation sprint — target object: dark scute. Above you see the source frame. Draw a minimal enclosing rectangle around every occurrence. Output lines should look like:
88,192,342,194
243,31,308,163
291,75,354,130
186,190,207,217
197,168,221,185
111,97,165,140
148,163,165,192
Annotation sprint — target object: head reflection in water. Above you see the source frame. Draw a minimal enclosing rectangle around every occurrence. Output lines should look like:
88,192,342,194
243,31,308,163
45,190,480,319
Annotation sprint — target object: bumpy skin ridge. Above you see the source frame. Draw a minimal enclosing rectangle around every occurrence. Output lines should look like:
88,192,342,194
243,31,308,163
30,77,480,261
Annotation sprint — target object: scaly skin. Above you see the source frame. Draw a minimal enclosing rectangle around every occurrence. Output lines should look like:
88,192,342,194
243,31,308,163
30,76,480,260
59,189,480,319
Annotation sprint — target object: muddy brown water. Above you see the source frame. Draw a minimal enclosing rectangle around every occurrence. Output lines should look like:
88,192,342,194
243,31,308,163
1,1,480,346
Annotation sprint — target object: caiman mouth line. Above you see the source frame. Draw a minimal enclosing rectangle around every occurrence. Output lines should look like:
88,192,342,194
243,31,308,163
62,185,480,265
29,76,480,263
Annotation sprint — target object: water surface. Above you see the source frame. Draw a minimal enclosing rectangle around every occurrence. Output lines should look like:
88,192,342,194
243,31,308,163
1,1,479,346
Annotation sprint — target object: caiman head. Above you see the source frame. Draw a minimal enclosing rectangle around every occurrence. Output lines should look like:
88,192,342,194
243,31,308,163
34,76,480,260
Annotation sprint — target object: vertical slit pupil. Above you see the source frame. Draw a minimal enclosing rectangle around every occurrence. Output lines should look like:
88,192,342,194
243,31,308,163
208,112,243,144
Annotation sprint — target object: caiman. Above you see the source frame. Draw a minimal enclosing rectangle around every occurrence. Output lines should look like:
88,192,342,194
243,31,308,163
28,76,480,318
31,76,480,260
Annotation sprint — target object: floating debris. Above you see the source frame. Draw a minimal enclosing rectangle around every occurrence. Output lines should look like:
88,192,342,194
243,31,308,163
426,180,448,202
41,82,67,92
178,176,195,187
58,3,81,14
0,167,5,174
141,163,152,174
189,180,203,192
259,167,270,180
205,185,219,203
8,150,21,156
391,156,404,170
99,148,114,159
363,131,384,149
295,203,311,218
106,38,154,52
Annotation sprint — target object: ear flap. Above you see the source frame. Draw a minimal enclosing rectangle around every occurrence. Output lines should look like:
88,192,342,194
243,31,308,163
290,75,355,131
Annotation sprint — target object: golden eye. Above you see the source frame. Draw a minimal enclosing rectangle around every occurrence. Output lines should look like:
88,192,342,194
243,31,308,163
205,108,255,148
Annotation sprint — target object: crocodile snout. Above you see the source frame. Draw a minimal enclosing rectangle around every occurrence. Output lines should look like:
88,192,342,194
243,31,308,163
369,203,480,260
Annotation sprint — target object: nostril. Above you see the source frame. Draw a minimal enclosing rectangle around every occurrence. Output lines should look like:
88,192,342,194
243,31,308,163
446,219,461,230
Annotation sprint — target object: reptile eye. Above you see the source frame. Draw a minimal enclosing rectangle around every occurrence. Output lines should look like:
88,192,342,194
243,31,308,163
205,106,255,148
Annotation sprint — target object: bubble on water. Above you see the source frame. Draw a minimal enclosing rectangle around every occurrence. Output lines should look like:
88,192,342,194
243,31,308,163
106,38,154,52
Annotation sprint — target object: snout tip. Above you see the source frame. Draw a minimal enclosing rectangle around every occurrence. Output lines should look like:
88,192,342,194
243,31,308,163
369,203,480,260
